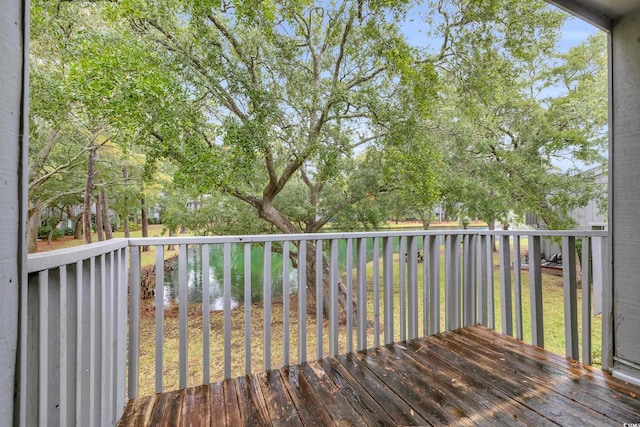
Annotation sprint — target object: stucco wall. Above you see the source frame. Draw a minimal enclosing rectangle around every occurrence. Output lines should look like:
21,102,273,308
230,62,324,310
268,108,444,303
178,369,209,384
611,5,640,382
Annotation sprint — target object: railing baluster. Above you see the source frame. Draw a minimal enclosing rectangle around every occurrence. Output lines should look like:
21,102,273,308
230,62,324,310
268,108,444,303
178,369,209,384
463,234,473,327
562,236,579,360
499,235,513,336
99,254,107,426
582,237,592,365
264,241,272,371
330,239,339,356
445,235,461,330
223,243,232,379
445,235,453,331
298,241,307,363
315,239,323,360
109,252,118,424
399,236,407,341
203,244,211,383
178,244,188,388
244,243,251,375
283,241,290,366
117,248,128,416
513,236,523,340
487,236,496,330
428,235,440,335
91,255,101,427
75,260,84,426
422,236,428,336
38,270,48,427
407,236,418,340
470,235,478,326
528,235,544,347
345,238,354,353
59,265,68,427
155,245,164,393
478,235,488,327
373,237,381,347
129,247,141,399
357,238,367,351
383,236,394,345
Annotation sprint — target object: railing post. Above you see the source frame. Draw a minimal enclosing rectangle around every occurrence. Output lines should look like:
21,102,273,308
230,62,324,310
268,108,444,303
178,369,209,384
499,235,513,336
582,237,592,365
283,241,291,366
263,242,272,371
529,235,544,347
297,241,307,363
373,237,381,347
357,238,367,351
427,235,440,335
383,236,394,344
463,234,473,327
513,236,523,340
128,246,140,399
399,236,406,341
478,235,488,327
487,235,496,330
203,244,211,382
444,234,462,330
600,236,613,371
315,239,323,360
243,243,252,374
154,245,164,393
330,239,339,356
345,238,353,353
562,236,579,360
407,236,418,340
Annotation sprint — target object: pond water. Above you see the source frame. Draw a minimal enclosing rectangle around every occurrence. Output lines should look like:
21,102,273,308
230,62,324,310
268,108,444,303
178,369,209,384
163,228,490,310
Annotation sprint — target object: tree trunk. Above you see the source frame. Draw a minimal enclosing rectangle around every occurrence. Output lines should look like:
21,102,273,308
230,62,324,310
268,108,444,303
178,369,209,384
101,190,112,240
83,143,97,244
141,190,149,252
124,216,130,238
73,213,83,240
488,219,497,251
95,194,105,242
27,205,41,253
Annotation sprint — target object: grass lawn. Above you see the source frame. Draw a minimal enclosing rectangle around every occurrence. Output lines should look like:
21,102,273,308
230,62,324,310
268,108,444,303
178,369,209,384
135,247,602,396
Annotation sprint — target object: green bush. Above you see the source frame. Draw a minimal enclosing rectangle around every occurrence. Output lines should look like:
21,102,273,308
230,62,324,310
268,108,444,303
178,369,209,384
37,226,51,239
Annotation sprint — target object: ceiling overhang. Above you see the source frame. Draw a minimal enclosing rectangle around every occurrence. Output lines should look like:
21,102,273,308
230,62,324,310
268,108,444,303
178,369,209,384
545,0,640,30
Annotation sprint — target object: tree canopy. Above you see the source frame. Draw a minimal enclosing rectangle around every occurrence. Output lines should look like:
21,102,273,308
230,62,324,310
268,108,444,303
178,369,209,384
29,0,608,244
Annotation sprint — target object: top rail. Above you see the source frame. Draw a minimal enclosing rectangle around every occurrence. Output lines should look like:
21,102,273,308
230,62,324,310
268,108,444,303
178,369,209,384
127,229,608,247
27,239,129,273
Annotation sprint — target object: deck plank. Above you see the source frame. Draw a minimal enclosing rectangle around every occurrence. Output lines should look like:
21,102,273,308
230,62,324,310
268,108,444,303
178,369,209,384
119,325,640,427
279,364,336,426
149,389,184,427
209,381,225,425
353,346,479,426
318,356,401,425
468,326,640,402
452,327,640,420
380,343,540,427
257,370,304,426
337,352,432,426
182,384,210,427
428,332,617,426
300,361,371,426
118,394,156,427
222,379,242,426
235,375,271,426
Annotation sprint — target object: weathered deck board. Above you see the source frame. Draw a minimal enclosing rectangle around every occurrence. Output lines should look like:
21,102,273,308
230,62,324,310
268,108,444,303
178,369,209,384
119,326,640,426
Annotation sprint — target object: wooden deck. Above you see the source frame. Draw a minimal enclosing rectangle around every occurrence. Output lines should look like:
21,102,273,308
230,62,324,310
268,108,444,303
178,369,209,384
119,325,640,426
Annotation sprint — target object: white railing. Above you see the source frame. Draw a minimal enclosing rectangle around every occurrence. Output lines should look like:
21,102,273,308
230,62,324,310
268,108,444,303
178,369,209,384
22,229,610,426
23,240,129,427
